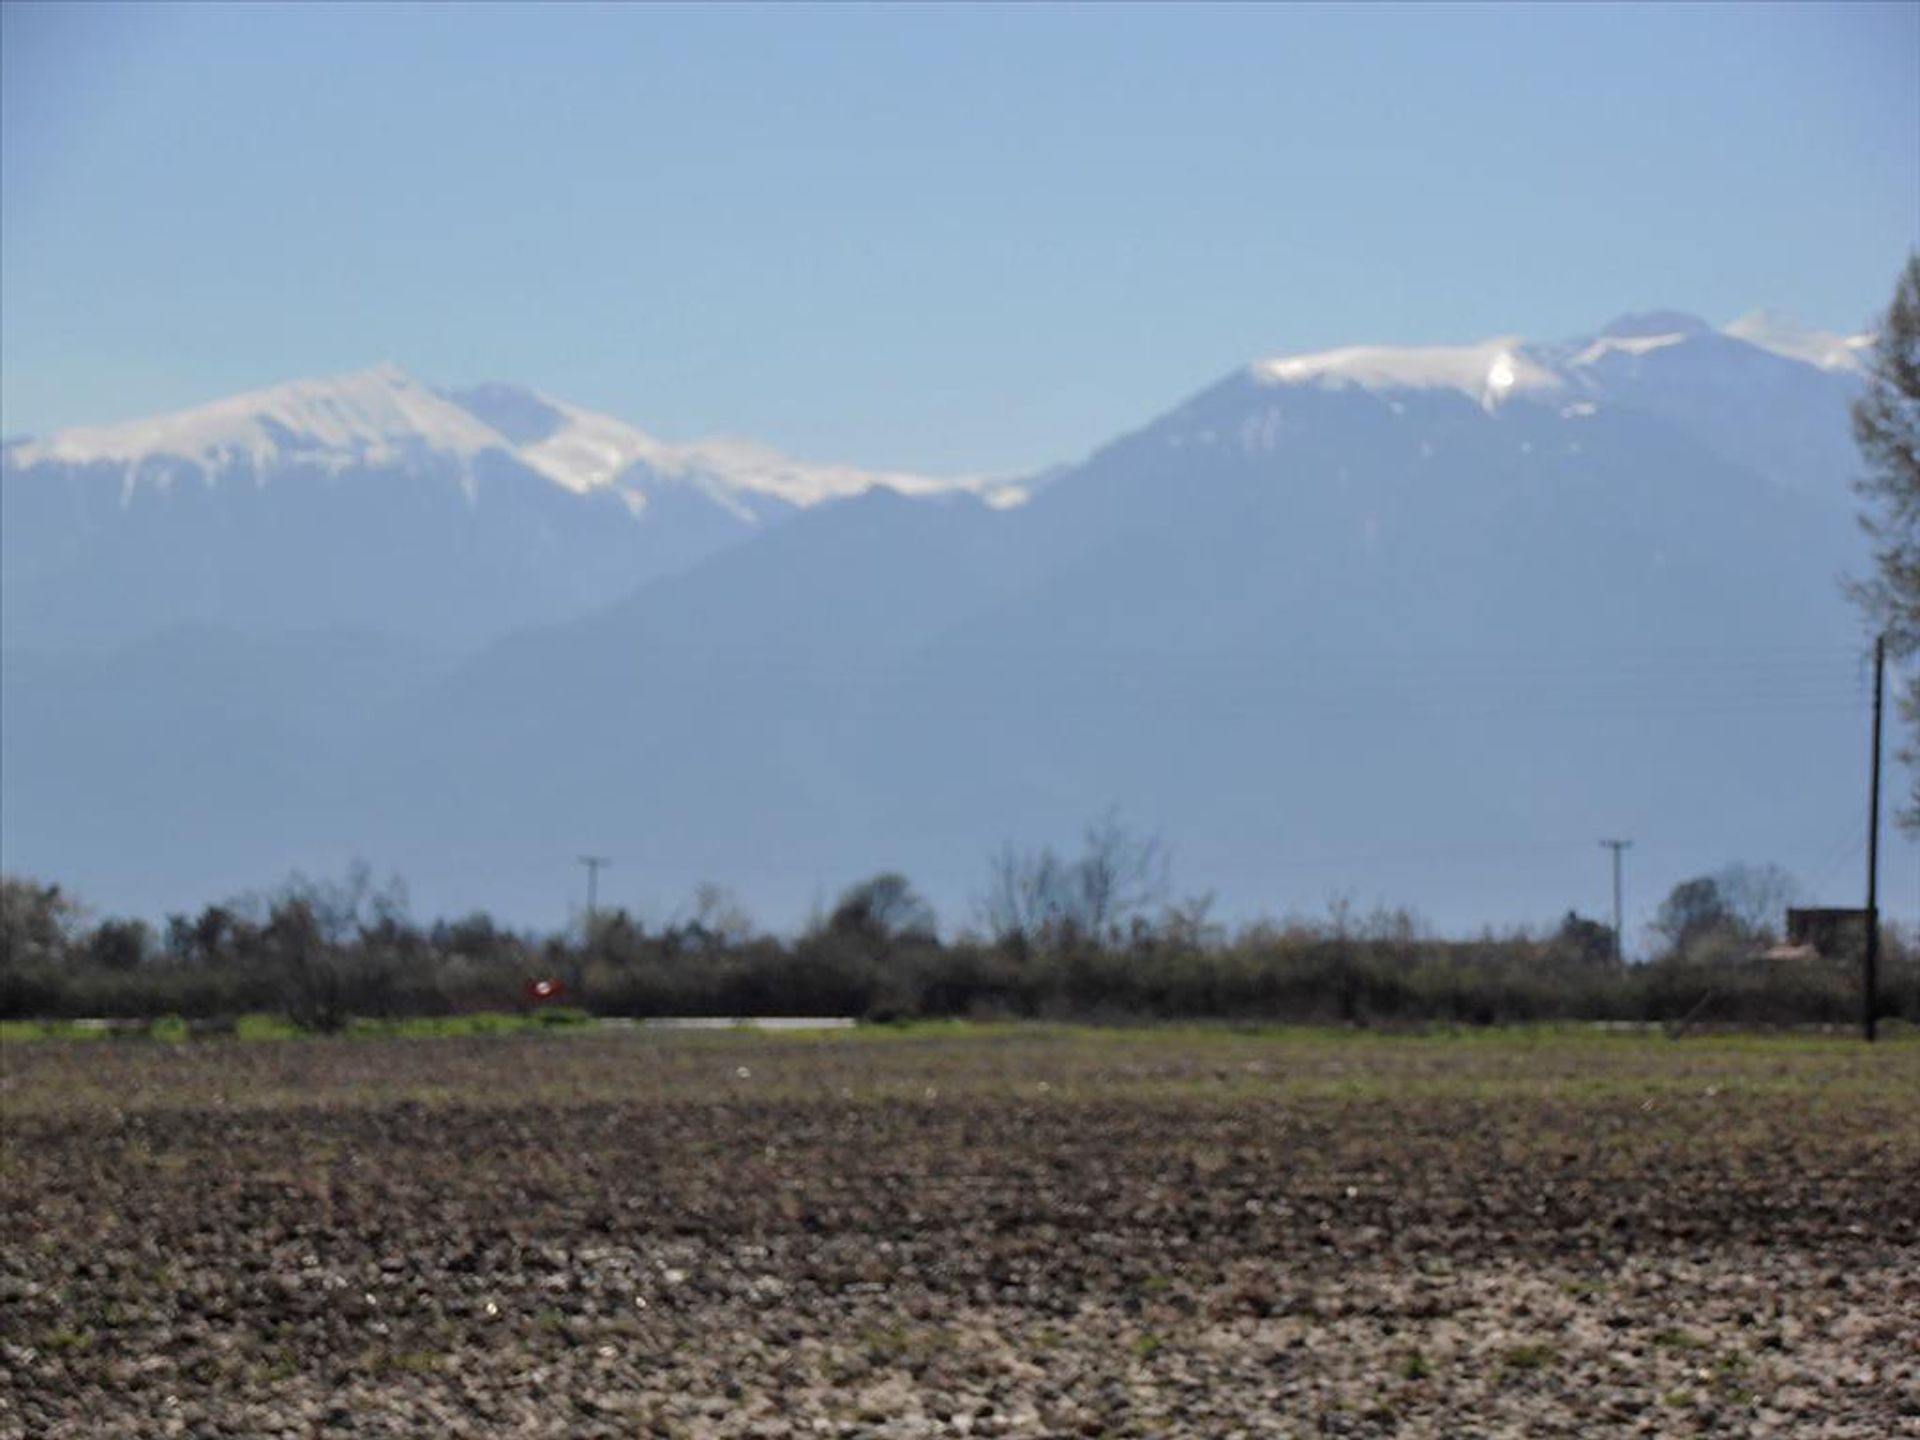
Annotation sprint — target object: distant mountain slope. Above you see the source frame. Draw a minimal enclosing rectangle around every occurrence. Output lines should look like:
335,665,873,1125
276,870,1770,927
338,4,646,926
4,314,1906,933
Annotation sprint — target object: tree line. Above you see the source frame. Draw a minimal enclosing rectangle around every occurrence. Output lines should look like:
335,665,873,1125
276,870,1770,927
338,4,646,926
3,833,1913,1031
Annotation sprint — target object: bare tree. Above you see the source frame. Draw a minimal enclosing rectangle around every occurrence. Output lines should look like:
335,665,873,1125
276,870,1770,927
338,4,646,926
977,812,1169,950
262,862,410,1030
1069,811,1169,940
977,841,1066,950
1711,862,1801,943
1850,253,1920,829
687,881,756,948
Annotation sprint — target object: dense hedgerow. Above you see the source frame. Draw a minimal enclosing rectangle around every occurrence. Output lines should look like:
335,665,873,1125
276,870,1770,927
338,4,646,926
3,867,1914,1030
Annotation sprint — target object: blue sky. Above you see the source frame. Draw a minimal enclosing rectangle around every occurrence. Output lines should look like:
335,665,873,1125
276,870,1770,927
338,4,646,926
3,1,1915,474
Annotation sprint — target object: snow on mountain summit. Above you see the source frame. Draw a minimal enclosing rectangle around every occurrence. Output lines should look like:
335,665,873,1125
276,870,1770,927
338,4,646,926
6,369,1022,513
1154,309,1866,503
667,434,1028,509
465,387,1025,510
502,395,674,497
1242,309,1868,419
6,363,504,477
1251,337,1560,410
4,309,1860,513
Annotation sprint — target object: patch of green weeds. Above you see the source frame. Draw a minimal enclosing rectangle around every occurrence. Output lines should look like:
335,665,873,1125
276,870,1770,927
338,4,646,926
2,1009,603,1045
376,1349,442,1375
1501,1343,1557,1373
346,1011,588,1040
860,1323,914,1365
83,1301,131,1331
260,1348,300,1383
235,1014,302,1041
1654,1327,1708,1352
848,1322,955,1376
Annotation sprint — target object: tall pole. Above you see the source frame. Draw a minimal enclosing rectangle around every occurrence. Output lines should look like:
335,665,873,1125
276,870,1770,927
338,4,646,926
1864,635,1884,1044
1600,839,1632,963
576,856,611,1001
578,855,611,938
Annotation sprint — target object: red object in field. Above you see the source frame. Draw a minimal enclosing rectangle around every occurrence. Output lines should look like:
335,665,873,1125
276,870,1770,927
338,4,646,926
525,977,567,1004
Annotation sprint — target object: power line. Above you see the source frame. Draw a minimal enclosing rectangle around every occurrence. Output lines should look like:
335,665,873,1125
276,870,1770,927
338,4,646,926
1805,807,1870,900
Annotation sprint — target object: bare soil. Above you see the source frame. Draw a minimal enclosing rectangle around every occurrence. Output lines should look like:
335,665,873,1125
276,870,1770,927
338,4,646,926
3,1026,1916,1437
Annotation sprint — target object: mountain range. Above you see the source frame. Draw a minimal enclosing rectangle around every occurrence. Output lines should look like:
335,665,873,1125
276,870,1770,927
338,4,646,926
3,310,1908,939
1,363,1022,652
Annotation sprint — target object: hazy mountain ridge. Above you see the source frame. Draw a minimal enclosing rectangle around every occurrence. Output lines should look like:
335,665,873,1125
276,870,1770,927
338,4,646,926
3,312,1905,931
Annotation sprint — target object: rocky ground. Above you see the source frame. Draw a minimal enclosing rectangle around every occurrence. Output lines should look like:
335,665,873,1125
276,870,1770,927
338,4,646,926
3,1025,1916,1437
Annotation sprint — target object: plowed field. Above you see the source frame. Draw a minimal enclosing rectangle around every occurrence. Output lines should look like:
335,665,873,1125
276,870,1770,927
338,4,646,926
3,1026,1915,1437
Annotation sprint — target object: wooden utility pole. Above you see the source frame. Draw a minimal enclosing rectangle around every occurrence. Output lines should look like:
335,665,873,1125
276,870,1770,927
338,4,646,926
1864,636,1884,1043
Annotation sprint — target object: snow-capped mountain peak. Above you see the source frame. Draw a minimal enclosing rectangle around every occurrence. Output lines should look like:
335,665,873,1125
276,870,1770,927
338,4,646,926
1239,308,1870,423
1251,337,1561,411
1150,308,1867,501
6,363,504,477
5,370,1026,513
